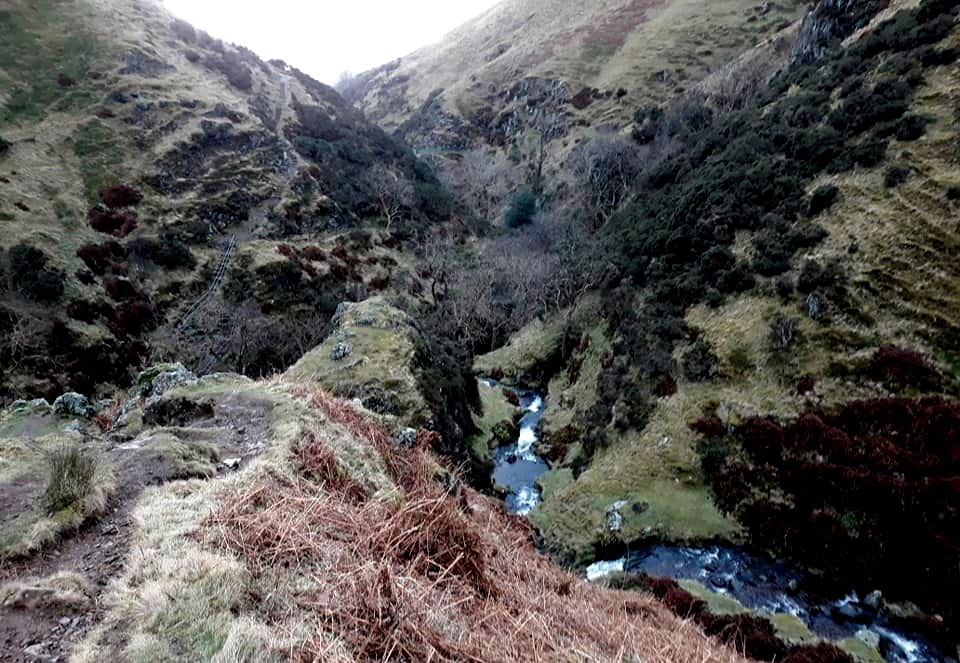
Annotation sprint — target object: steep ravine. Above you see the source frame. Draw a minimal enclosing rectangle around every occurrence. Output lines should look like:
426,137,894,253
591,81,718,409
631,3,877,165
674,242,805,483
481,379,951,663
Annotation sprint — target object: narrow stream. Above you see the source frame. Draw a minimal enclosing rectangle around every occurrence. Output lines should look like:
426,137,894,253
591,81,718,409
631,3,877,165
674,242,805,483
586,546,950,662
482,378,548,515
480,378,951,663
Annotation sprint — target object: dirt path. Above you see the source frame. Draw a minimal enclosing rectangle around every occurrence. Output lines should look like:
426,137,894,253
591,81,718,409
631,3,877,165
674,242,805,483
0,391,276,662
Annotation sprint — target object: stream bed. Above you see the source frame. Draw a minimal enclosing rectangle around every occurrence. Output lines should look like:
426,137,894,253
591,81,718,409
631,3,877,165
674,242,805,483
481,378,951,662
483,379,548,515
585,544,951,662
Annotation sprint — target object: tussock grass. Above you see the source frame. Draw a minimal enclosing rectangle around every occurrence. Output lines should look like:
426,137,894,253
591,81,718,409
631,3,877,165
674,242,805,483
43,442,99,513
0,438,114,559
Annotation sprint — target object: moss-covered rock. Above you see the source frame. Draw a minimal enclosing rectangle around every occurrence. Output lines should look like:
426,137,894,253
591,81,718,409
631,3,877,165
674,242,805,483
286,297,431,428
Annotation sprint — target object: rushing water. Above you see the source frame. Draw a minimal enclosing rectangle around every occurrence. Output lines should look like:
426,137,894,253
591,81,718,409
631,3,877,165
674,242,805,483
482,379,549,515
480,378,952,662
587,546,952,663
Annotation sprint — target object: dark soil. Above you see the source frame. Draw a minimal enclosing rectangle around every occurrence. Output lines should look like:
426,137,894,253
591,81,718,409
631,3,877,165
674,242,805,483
0,391,276,661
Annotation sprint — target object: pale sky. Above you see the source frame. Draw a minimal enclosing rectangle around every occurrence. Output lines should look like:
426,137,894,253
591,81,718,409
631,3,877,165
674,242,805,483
162,0,501,84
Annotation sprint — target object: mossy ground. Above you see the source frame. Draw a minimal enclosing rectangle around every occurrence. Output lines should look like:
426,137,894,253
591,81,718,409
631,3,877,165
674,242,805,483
466,380,520,462
285,297,431,429
678,579,749,616
474,314,566,387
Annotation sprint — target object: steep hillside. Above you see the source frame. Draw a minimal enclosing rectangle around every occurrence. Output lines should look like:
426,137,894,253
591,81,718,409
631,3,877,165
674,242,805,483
464,0,960,656
0,362,761,662
350,0,807,137
0,0,454,406
345,0,809,213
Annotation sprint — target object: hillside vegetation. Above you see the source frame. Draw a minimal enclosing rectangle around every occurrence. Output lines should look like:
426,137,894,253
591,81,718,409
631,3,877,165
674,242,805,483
0,0,457,407
1,0,960,660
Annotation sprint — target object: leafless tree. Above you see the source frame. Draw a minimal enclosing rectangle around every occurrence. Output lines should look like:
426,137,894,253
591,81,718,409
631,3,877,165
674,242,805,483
417,206,619,355
367,164,414,232
1,310,51,370
434,149,519,223
154,298,330,377
570,134,645,229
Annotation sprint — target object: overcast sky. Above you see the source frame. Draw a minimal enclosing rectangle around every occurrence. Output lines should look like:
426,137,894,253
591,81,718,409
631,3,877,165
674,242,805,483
162,0,501,84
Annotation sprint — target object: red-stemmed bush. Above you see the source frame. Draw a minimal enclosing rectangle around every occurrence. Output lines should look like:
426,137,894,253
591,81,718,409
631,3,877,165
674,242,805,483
869,345,942,391
77,241,128,276
99,184,143,208
702,397,960,638
88,207,138,237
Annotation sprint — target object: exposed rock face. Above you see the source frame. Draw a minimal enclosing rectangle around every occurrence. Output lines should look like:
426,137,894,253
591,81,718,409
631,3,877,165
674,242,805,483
790,0,887,65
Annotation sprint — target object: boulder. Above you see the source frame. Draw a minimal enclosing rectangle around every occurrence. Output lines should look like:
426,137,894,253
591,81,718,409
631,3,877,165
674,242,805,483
135,363,197,399
863,590,884,612
7,398,52,416
604,500,628,532
52,392,95,418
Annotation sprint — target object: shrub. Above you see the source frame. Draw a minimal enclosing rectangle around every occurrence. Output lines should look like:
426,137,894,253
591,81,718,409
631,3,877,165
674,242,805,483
114,300,160,336
504,190,537,228
704,395,960,638
682,339,720,382
127,236,194,269
775,276,795,300
869,346,942,391
728,344,753,374
808,184,839,217
205,51,253,91
88,207,138,237
654,374,677,397
797,259,845,297
98,183,142,208
170,18,197,43
920,46,959,67
797,375,817,395
77,241,127,276
691,417,726,439
884,166,911,188
768,313,800,353
947,185,960,201
44,444,98,513
67,300,102,324
103,276,142,302
8,244,65,303
894,114,931,141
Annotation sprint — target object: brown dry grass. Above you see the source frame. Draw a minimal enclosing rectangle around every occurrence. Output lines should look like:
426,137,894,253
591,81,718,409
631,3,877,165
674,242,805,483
208,386,748,663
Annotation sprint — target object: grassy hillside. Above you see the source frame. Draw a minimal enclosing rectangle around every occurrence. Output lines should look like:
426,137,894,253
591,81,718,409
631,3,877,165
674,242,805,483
0,0,455,405
0,361,760,662
466,0,960,645
350,0,807,136
345,0,809,222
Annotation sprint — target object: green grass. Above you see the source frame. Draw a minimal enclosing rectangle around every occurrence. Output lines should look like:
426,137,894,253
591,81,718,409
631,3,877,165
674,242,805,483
285,297,432,428
466,381,520,462
72,119,123,205
474,314,565,384
770,613,817,646
678,579,749,616
838,637,886,663
0,4,105,125
531,475,738,566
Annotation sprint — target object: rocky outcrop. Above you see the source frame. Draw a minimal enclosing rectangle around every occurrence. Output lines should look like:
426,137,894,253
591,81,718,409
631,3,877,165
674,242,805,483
286,297,432,428
790,0,888,65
